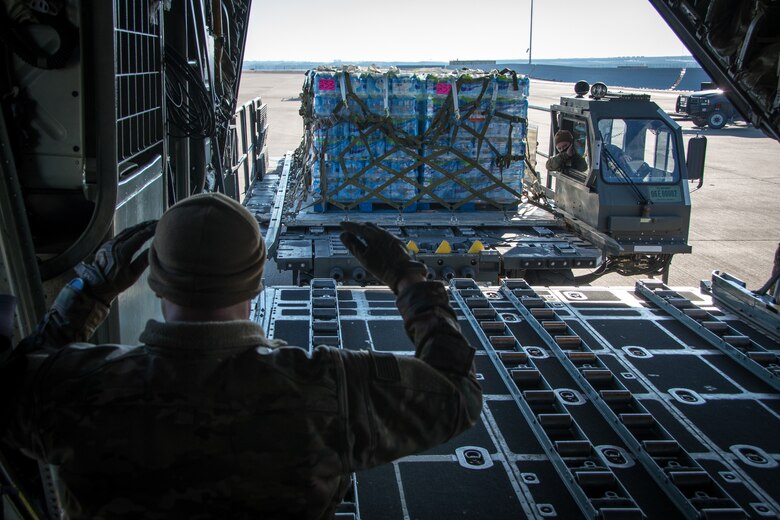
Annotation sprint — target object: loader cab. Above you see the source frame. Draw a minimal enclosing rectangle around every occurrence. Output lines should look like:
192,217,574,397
547,83,705,256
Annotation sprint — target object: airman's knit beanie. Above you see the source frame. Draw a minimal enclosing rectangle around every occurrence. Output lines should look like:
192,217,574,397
554,130,574,146
148,192,266,309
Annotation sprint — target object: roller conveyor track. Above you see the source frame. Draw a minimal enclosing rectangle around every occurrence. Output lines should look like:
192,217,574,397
309,279,360,519
499,279,746,519
636,280,780,392
450,278,644,519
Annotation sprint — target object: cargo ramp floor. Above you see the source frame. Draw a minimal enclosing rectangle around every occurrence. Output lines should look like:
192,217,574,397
251,279,780,520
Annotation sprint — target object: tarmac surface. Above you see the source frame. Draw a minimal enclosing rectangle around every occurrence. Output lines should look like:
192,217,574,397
238,71,780,290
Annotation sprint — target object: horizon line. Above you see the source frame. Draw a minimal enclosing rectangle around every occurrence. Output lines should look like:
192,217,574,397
244,55,696,63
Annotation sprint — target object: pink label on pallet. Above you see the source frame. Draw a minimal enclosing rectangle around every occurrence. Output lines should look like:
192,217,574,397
318,78,336,91
435,83,452,95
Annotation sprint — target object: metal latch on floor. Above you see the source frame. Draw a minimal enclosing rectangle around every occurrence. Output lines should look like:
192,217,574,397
455,446,493,470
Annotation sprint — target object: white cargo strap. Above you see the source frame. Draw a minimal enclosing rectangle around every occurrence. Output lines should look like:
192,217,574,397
490,76,498,113
339,73,348,109
383,75,390,117
451,77,460,120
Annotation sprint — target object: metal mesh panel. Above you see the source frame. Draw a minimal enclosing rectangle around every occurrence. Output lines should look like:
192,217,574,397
115,0,163,167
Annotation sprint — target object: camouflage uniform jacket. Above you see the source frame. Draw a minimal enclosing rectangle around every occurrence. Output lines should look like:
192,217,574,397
545,150,588,173
1,281,482,519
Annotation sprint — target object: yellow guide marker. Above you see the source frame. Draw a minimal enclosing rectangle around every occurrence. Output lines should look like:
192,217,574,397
406,240,419,254
435,240,452,254
468,240,485,254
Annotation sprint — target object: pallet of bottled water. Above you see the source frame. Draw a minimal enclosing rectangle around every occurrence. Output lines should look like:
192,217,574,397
301,66,529,211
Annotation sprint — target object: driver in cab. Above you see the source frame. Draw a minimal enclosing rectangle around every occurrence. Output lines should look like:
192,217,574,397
546,129,588,173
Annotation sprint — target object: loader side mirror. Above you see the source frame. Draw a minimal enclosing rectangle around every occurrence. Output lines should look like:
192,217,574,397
686,135,707,185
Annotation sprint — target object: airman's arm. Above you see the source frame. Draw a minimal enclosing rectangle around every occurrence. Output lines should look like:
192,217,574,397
572,154,589,172
10,221,157,355
546,153,566,171
339,281,482,470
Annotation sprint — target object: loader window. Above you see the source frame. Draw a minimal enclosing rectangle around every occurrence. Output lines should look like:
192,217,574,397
551,117,590,179
598,118,679,184
561,118,589,167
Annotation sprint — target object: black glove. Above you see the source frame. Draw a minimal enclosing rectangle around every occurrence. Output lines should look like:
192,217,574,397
339,221,428,294
75,220,157,305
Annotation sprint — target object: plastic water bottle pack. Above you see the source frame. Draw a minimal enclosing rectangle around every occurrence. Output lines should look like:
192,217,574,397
418,70,528,205
305,67,528,209
365,159,418,202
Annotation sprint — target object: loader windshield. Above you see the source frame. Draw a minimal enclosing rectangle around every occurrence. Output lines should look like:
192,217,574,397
598,118,680,184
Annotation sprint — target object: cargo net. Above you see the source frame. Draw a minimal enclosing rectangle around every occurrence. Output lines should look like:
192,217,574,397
295,66,530,213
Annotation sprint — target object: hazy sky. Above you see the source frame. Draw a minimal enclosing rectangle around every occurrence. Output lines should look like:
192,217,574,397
244,0,691,62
